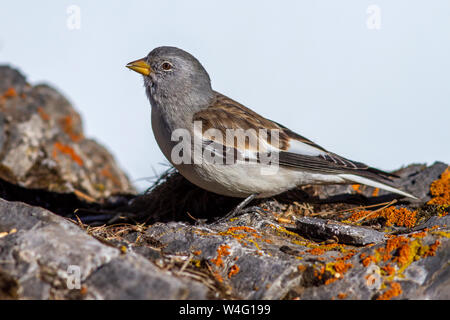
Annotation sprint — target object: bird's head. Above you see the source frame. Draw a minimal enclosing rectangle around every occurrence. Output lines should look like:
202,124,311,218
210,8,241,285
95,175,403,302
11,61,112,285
126,46,213,108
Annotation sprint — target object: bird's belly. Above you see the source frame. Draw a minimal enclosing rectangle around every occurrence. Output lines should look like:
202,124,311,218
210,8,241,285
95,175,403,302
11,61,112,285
151,108,345,198
175,162,344,198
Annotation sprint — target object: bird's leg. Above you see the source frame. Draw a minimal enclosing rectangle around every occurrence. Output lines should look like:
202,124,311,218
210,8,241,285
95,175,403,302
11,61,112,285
215,193,258,223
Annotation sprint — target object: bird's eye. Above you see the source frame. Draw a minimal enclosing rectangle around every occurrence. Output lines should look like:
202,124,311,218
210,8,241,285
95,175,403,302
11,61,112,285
161,62,172,71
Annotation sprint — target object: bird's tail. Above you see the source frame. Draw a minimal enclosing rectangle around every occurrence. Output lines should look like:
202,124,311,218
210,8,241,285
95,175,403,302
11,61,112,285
338,173,418,199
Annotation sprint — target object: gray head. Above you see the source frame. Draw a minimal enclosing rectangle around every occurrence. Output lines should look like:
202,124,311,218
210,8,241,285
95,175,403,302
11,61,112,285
127,46,214,111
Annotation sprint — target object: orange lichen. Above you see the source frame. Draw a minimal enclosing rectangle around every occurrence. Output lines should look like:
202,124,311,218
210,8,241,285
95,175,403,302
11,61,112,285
428,167,450,206
316,260,354,286
228,264,240,278
52,142,83,166
307,247,325,255
192,250,202,256
3,87,17,98
337,293,347,300
59,115,83,142
362,255,377,267
37,107,50,121
372,188,380,197
297,265,306,272
226,226,261,238
411,231,427,239
423,240,441,257
79,285,88,296
210,244,231,267
333,261,352,274
376,282,402,300
395,242,413,267
336,251,355,262
324,277,338,285
382,236,410,265
313,266,326,281
382,264,395,276
348,207,417,228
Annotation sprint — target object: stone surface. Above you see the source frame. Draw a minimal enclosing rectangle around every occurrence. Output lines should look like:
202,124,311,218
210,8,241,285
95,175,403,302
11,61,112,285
0,65,135,200
295,216,386,245
0,198,208,299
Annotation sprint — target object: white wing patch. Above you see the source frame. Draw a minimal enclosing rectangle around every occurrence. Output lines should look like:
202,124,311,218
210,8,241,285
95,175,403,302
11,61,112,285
286,139,327,157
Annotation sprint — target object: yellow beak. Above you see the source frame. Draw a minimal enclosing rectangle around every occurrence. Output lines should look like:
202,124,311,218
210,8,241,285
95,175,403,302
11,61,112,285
126,58,152,76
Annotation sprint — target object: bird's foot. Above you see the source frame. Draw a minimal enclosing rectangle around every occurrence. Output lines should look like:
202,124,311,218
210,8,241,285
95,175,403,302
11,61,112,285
213,193,259,224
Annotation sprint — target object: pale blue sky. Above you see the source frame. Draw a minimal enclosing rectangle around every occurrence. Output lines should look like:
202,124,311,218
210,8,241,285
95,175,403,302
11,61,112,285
1,1,449,190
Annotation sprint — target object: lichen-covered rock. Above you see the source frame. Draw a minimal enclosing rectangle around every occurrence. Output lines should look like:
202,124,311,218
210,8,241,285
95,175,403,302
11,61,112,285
140,210,449,300
0,66,135,200
0,160,448,300
0,198,208,299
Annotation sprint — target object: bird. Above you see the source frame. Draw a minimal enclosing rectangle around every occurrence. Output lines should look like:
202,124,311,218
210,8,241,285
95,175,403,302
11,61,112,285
126,46,417,218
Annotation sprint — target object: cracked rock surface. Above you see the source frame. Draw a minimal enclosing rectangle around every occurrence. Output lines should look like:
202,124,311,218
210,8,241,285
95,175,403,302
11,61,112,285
0,198,208,299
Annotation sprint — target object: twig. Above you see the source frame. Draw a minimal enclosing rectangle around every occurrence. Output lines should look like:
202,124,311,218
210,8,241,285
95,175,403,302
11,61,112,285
178,253,194,274
354,199,398,224
312,200,400,218
73,189,96,203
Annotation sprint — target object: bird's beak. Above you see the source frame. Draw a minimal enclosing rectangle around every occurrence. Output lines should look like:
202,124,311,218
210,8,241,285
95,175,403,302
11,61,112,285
126,58,152,76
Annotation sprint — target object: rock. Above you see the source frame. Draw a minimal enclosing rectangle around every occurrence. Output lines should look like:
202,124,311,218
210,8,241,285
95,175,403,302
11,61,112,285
0,66,135,200
140,205,450,300
0,198,208,299
294,216,386,245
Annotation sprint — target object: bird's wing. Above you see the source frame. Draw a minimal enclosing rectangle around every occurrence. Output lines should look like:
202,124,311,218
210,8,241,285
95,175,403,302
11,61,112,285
193,92,397,182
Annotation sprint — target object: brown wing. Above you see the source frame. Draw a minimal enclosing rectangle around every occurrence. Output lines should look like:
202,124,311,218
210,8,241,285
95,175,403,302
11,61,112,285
193,91,398,182
193,91,291,151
